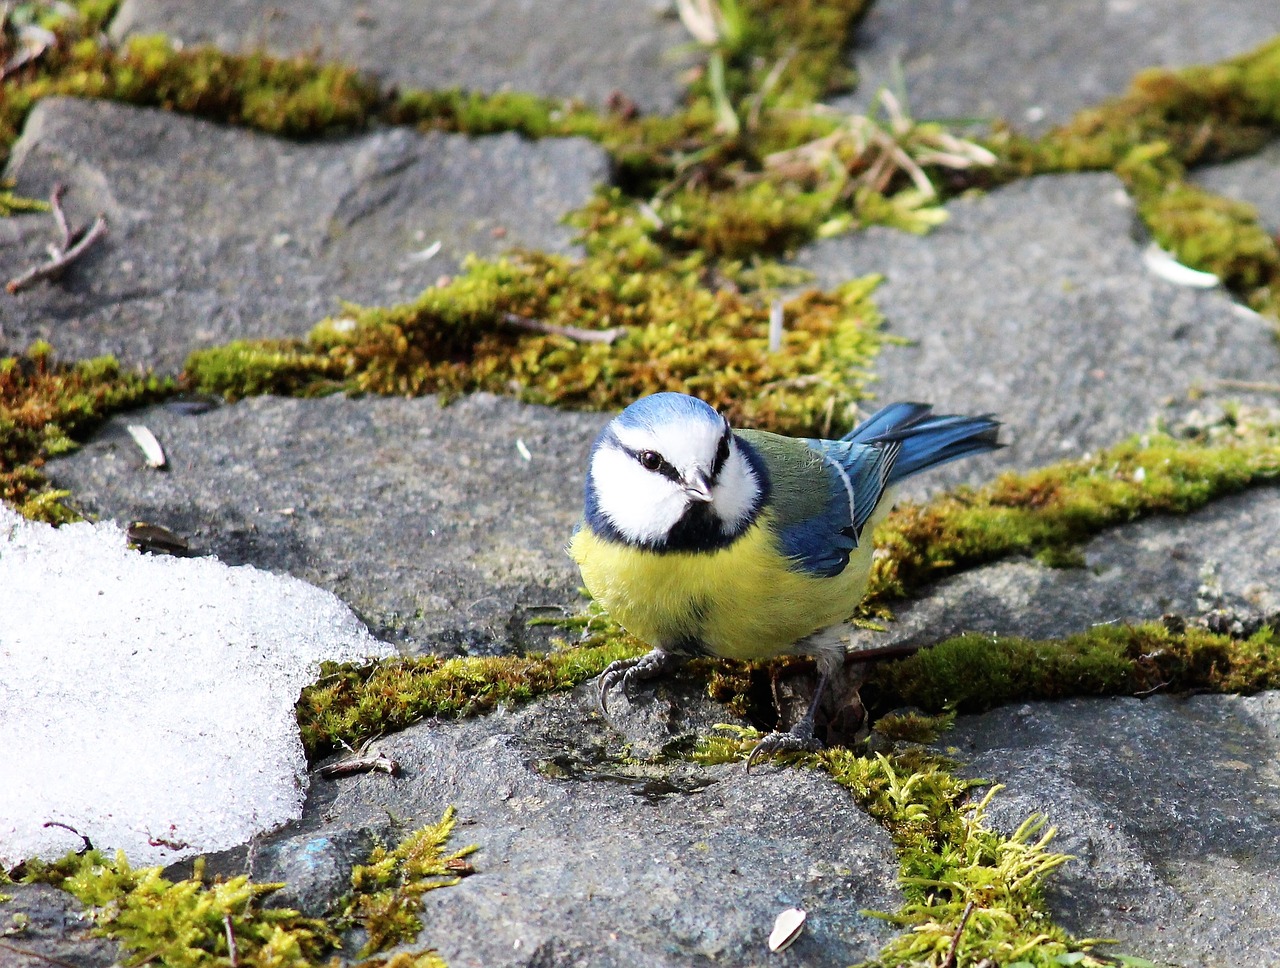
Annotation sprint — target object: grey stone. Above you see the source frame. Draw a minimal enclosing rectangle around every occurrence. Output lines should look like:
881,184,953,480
110,0,691,114
794,173,1280,496
0,883,121,968
44,393,606,654
252,826,379,917
849,487,1280,653
291,689,901,967
0,97,608,370
835,0,1280,131
1193,139,1280,237
941,691,1280,966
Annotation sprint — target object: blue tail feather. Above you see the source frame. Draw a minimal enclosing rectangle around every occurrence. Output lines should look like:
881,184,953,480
845,403,1001,486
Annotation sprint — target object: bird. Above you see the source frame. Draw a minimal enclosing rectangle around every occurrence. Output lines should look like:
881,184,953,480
568,391,1001,768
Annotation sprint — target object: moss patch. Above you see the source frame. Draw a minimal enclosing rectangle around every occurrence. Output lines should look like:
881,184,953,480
1,342,172,521
868,416,1280,606
298,628,645,760
11,808,474,967
186,252,884,436
866,621,1280,717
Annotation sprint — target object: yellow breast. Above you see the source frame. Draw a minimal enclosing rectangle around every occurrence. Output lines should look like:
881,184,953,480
567,511,874,661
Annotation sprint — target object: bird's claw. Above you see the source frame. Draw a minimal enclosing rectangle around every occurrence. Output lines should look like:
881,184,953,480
596,649,677,715
745,726,823,773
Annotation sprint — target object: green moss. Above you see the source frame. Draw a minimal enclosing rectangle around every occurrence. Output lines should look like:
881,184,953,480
16,808,472,967
19,851,338,967
1,343,173,521
866,622,1280,717
298,630,646,759
0,29,380,168
0,178,48,216
181,339,348,403
695,729,1093,965
187,252,884,437
336,807,476,960
868,417,1280,605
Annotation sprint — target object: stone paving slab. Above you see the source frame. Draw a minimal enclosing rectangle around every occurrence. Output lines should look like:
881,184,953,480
943,691,1280,966
836,0,1280,131
295,690,901,968
1193,139,1280,237
0,97,608,370
849,486,1280,653
110,0,692,114
795,172,1280,496
0,883,120,968
45,393,603,655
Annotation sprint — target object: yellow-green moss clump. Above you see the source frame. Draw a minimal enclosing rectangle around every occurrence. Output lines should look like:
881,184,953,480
0,343,172,521
298,630,644,759
866,621,1280,717
186,251,884,437
11,808,474,968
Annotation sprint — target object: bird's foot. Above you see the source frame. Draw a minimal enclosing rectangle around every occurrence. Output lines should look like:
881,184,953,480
597,648,679,714
745,721,823,774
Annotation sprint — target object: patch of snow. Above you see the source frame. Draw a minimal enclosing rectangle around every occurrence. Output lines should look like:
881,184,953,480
0,507,392,867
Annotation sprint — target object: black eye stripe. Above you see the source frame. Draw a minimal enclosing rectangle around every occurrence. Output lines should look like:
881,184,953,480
630,447,681,482
710,427,731,479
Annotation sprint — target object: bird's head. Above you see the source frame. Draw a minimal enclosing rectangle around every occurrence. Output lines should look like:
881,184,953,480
584,392,766,551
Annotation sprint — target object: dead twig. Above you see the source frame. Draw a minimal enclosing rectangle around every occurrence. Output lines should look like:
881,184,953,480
1213,378,1280,396
42,820,92,854
224,913,239,967
318,739,400,780
502,312,626,346
0,941,84,968
942,900,976,968
6,191,108,293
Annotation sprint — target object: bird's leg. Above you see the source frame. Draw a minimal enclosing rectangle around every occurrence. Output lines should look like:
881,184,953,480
597,648,682,714
745,672,828,772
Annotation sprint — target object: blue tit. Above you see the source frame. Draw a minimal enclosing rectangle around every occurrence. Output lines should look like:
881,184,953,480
568,391,1001,766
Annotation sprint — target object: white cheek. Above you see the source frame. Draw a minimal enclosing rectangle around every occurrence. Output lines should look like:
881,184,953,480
591,447,688,544
712,448,759,533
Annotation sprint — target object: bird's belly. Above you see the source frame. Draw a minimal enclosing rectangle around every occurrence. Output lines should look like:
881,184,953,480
568,517,872,661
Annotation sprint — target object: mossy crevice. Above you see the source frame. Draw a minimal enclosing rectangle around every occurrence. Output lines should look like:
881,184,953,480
186,252,884,436
0,342,173,522
8,807,474,968
867,412,1280,607
865,620,1280,717
694,731,1115,966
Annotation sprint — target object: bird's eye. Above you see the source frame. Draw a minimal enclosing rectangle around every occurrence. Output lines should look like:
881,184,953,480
637,450,663,471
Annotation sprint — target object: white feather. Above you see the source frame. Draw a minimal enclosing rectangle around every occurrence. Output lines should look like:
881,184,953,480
593,415,762,544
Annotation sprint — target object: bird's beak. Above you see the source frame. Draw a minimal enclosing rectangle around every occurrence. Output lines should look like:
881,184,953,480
683,472,714,503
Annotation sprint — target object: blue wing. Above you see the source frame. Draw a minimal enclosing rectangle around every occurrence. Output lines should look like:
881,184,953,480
738,403,999,579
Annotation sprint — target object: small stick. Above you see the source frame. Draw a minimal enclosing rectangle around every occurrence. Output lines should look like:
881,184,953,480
0,942,83,968
942,900,976,968
42,820,92,853
847,640,927,663
768,298,784,352
1213,378,1280,396
7,213,108,294
49,182,71,251
224,914,239,967
502,312,626,346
